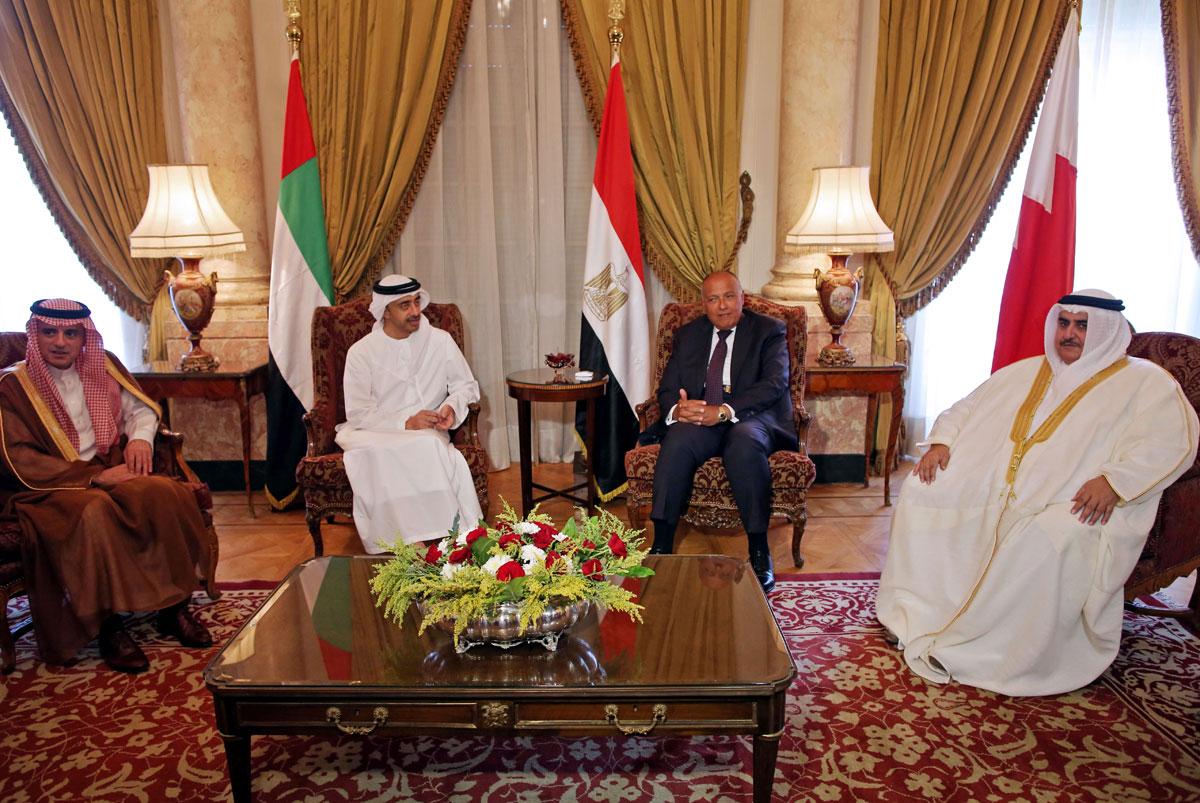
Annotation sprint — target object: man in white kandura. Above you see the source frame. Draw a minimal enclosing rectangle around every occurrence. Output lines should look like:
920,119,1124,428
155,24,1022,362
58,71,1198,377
877,289,1198,696
337,275,483,552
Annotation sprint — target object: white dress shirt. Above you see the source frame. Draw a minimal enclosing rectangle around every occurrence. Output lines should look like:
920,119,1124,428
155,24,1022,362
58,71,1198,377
47,365,157,460
666,324,739,425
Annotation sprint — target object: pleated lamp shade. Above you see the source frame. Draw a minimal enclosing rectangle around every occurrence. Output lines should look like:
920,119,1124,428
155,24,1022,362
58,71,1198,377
129,164,245,258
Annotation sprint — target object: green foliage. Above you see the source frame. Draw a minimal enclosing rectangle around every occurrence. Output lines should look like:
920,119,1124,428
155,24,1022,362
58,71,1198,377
370,499,653,647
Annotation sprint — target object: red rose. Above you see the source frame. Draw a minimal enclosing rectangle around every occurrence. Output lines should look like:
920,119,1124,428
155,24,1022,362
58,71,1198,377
424,544,443,564
496,560,526,582
533,523,557,550
607,532,627,558
582,540,596,550
545,550,562,568
498,532,522,549
447,546,471,564
464,526,488,545
581,559,604,579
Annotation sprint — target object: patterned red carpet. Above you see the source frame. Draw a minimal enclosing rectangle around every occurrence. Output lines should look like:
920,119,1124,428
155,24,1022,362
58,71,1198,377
0,575,1197,802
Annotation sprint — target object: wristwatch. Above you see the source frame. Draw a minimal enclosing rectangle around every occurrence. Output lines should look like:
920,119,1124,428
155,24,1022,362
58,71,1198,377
717,406,729,423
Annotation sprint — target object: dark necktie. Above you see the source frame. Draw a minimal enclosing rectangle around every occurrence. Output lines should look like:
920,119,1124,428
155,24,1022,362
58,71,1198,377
704,329,732,406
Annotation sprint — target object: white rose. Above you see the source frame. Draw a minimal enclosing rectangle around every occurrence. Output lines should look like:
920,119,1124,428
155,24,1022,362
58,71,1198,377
512,521,540,535
552,531,568,542
520,544,546,565
441,562,464,579
481,554,509,577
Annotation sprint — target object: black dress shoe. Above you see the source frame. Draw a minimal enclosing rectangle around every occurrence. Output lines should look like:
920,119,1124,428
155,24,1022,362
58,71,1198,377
748,547,775,594
156,604,213,648
99,627,150,674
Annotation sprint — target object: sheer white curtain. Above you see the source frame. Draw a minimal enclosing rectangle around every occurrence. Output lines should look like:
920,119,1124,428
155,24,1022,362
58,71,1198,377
0,122,138,363
386,0,594,468
906,0,1200,448
387,0,674,469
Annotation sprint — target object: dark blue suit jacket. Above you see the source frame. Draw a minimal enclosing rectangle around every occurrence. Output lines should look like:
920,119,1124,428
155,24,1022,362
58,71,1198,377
651,309,798,450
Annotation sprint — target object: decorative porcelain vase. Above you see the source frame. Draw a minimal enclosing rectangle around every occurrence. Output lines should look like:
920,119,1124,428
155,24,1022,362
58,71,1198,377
813,255,864,367
164,257,220,372
418,598,591,654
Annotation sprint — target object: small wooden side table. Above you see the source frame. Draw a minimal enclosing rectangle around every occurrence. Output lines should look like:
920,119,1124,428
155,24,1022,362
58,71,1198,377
805,356,906,505
132,361,268,515
505,369,608,516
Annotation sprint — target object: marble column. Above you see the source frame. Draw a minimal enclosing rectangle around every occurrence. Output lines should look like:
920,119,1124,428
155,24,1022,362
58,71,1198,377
765,1,874,476
162,0,270,463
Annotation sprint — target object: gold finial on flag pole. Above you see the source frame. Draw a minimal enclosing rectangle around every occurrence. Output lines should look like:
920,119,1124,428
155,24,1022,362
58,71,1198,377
285,0,302,54
608,0,625,54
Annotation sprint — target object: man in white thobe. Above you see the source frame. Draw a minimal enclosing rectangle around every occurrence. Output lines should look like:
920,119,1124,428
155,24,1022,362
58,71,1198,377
877,289,1197,696
336,275,483,553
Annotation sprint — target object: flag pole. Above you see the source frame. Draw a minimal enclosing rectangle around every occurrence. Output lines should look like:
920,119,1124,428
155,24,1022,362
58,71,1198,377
285,0,301,55
608,0,624,54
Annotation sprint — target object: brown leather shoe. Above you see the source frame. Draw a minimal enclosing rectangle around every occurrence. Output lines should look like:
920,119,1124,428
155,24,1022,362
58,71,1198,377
98,625,150,674
156,604,213,648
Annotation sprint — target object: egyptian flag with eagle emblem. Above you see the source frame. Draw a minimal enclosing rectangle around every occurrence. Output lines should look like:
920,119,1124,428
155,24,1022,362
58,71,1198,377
575,50,650,500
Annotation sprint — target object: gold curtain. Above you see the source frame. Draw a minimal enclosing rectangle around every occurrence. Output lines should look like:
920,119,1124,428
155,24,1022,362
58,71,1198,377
0,0,169,321
1162,0,1200,263
299,0,471,301
865,0,1070,467
561,0,749,300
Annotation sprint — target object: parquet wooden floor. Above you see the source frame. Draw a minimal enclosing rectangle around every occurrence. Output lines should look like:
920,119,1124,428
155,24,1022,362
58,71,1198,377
211,461,910,584
210,460,1195,609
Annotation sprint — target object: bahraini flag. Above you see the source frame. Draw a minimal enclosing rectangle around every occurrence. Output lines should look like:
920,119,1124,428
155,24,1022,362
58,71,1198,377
992,7,1079,371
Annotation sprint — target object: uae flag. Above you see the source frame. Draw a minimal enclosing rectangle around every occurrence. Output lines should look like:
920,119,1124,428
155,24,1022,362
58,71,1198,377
265,52,334,510
992,7,1079,371
575,52,650,501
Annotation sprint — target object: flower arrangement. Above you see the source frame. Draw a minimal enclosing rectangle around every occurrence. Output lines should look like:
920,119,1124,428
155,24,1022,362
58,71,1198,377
544,352,575,383
370,500,654,647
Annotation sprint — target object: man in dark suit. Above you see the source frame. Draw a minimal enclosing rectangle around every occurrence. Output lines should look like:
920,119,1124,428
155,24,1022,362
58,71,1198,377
648,271,797,592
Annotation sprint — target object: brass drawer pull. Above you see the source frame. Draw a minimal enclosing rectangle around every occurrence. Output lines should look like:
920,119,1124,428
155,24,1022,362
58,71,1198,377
605,704,667,735
326,706,388,735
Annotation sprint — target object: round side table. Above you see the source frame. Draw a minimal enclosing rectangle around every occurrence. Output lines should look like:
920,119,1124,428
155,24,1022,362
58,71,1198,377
505,369,609,515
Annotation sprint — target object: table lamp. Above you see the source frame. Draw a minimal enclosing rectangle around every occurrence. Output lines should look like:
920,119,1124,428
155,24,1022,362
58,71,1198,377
129,164,245,372
786,166,894,366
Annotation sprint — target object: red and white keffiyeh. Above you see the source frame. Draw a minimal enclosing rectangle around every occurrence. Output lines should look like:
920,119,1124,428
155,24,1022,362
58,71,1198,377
25,298,121,455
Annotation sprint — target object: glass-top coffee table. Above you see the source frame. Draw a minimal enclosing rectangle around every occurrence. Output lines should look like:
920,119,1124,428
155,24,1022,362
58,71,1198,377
205,555,795,802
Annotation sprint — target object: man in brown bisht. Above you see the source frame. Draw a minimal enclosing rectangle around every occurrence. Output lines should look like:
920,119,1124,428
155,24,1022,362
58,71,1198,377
0,298,213,673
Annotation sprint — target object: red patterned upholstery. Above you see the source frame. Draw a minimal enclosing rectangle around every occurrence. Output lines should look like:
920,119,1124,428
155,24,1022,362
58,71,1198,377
297,297,489,555
1124,332,1200,626
0,331,220,673
624,296,816,566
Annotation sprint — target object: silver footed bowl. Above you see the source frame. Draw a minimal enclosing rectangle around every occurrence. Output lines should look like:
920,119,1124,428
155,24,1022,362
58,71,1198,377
417,598,590,654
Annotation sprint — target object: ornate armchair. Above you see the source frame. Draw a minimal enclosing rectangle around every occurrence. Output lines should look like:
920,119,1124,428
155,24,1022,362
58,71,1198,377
623,295,816,567
0,332,219,673
1124,331,1200,627
297,297,489,556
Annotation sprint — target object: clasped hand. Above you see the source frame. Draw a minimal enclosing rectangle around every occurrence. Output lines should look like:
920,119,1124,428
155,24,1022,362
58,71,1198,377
675,389,721,426
406,404,456,431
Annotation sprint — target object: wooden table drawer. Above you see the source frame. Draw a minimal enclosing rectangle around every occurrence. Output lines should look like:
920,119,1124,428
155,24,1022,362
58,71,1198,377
514,700,758,733
235,700,480,732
